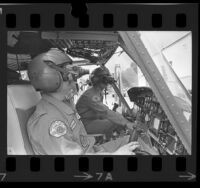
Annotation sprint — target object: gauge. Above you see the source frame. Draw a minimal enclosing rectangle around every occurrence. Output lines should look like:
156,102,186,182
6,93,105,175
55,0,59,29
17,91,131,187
153,118,160,130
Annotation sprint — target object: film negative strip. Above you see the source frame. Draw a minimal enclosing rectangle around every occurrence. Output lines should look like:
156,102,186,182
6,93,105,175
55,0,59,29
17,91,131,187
0,2,198,182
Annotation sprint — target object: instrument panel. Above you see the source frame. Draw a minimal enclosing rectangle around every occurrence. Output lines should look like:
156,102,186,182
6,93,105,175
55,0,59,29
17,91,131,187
127,87,188,155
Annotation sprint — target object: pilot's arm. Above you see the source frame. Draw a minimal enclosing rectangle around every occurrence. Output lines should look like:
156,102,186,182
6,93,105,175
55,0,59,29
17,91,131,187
46,118,140,155
82,94,135,129
28,112,141,155
86,141,140,155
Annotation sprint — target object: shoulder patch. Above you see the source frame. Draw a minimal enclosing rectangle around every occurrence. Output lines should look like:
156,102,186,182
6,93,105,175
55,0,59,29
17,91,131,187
49,120,67,138
92,95,101,102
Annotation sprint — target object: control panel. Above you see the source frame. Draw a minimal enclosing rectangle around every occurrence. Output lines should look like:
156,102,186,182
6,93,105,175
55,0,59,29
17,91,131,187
127,87,188,155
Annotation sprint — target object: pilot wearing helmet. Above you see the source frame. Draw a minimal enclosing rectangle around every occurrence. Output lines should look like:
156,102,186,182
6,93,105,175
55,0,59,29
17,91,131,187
27,49,140,155
76,67,141,139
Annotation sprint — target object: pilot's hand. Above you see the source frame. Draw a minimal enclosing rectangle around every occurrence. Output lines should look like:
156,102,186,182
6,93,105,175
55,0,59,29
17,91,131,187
113,142,140,155
126,121,148,133
126,122,137,130
135,121,148,133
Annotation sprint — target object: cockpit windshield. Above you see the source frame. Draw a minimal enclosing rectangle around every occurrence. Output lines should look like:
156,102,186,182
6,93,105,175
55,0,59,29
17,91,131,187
106,31,191,123
105,46,149,110
139,31,191,121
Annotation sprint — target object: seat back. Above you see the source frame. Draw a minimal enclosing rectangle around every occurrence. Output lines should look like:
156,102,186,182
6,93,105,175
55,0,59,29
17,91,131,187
7,84,41,155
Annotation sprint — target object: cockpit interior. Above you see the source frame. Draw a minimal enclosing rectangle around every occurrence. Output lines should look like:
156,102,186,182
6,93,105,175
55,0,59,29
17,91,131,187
7,31,192,155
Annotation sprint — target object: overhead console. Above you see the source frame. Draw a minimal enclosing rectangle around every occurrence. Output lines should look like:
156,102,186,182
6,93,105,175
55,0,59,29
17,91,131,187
127,87,188,155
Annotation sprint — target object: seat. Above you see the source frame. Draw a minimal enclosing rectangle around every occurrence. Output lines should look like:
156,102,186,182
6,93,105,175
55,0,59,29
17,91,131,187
7,84,41,155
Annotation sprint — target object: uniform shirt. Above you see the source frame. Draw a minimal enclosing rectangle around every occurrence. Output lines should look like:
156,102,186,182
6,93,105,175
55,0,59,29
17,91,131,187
76,87,130,127
27,94,95,155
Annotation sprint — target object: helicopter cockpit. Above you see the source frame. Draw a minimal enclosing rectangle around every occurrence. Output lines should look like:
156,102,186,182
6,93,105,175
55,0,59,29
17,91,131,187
7,31,192,155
